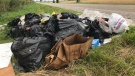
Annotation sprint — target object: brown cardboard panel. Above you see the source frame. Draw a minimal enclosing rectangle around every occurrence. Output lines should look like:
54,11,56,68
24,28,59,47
0,62,15,76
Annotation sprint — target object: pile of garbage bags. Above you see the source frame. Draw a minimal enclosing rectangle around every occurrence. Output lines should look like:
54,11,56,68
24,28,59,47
7,12,129,72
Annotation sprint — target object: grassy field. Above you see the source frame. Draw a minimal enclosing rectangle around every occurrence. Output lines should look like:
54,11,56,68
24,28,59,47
0,2,135,76
81,0,135,4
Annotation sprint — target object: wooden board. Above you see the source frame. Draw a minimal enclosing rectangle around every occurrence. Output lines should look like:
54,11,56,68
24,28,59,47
0,62,15,76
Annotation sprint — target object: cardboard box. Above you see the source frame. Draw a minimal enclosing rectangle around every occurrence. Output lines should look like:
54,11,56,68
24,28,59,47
0,62,15,76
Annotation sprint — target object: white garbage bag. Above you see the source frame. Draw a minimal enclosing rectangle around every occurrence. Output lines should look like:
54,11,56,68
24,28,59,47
108,13,129,34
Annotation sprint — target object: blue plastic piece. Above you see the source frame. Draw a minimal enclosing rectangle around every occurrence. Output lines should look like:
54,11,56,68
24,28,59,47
43,13,50,17
92,39,99,48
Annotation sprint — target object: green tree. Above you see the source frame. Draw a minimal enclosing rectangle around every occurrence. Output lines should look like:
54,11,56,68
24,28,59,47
76,0,80,3
56,0,59,3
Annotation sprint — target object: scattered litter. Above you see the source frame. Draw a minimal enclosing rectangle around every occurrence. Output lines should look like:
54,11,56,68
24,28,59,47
0,25,5,30
92,39,99,48
104,38,112,44
51,12,56,16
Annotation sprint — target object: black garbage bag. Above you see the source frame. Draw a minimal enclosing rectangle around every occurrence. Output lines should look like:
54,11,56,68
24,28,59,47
84,18,100,37
7,13,42,38
11,37,51,72
7,26,24,39
24,13,41,25
21,13,44,37
81,17,110,43
24,24,44,37
23,13,41,32
42,14,59,47
6,18,25,38
43,14,59,36
7,18,20,27
60,12,79,19
55,19,85,41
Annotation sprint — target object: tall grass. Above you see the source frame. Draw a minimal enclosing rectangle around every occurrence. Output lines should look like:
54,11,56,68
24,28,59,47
0,0,32,15
121,26,135,46
69,26,135,76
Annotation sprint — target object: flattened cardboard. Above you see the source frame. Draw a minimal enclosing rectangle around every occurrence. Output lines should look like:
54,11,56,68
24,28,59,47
0,62,15,76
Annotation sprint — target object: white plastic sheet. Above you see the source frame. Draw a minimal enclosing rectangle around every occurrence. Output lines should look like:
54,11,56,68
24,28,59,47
79,9,102,21
0,42,12,69
79,9,110,21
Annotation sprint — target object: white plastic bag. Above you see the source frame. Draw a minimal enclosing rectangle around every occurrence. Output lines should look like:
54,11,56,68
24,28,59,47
79,9,102,21
108,13,129,33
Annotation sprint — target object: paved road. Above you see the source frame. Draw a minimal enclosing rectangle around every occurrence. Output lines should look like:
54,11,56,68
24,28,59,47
40,3,135,24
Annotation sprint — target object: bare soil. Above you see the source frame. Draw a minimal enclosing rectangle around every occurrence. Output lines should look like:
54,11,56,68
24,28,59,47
81,0,135,4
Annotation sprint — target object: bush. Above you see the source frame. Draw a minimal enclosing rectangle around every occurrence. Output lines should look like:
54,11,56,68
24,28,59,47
0,0,32,14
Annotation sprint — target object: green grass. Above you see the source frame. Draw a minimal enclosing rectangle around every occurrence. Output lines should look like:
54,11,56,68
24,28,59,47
0,3,77,44
122,26,135,46
0,26,13,43
69,26,135,76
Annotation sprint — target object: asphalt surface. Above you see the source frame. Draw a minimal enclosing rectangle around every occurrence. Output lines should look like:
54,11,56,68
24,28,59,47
40,3,135,24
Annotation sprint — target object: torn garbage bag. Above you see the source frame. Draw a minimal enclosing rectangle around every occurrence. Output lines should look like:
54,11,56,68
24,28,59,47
55,19,85,41
11,37,51,72
45,33,93,70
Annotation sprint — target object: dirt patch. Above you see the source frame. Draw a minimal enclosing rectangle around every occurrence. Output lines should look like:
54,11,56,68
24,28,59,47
81,0,135,4
115,46,135,59
19,70,75,76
